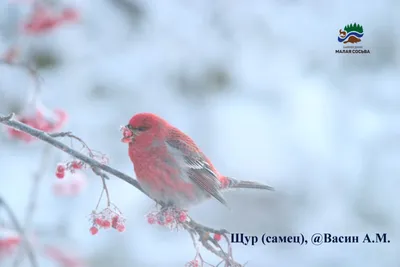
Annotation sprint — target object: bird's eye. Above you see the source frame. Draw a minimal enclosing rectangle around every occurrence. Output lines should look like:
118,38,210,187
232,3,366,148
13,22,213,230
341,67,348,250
136,126,149,131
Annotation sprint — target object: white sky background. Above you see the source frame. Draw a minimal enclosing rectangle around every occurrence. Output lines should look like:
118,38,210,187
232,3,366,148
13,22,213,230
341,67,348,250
1,0,400,266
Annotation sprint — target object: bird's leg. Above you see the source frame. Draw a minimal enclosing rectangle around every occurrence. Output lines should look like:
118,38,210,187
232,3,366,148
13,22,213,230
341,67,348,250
159,202,173,213
147,203,189,230
159,203,178,220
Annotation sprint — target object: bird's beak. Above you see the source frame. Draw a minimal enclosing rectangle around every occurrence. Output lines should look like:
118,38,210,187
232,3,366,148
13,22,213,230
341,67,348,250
120,125,135,143
121,136,133,143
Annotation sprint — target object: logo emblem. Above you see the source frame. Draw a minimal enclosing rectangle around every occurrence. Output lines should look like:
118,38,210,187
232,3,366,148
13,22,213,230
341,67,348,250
338,23,364,44
335,23,370,54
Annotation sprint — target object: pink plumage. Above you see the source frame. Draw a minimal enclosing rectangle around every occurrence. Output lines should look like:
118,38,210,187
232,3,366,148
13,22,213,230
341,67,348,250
122,113,273,209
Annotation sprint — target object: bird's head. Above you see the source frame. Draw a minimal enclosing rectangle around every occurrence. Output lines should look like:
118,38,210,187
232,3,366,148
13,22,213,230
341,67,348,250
121,113,164,143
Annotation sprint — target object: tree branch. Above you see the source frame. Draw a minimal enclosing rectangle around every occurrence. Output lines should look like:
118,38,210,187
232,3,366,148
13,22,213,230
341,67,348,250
0,113,242,266
0,197,38,267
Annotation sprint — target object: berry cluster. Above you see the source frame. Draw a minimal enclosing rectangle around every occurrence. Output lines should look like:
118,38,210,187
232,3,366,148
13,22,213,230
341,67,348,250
7,109,67,142
89,208,126,235
23,5,79,35
0,237,20,259
55,160,84,179
146,207,188,229
0,229,20,259
185,259,199,267
120,126,132,137
52,171,87,197
120,125,133,142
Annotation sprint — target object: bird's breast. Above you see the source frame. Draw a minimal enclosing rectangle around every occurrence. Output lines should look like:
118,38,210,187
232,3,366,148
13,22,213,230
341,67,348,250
128,144,199,202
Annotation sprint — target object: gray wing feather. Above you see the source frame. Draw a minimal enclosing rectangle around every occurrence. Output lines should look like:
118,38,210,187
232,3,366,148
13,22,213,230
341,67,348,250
165,139,228,207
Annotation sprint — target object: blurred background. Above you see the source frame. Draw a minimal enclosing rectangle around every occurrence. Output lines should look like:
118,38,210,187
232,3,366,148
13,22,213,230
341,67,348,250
0,0,399,266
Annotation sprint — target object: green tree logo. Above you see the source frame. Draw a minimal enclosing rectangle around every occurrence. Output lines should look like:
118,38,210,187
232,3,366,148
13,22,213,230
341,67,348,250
343,23,363,34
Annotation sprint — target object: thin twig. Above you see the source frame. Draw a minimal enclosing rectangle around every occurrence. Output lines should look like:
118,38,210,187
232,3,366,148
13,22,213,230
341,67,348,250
50,132,96,158
92,168,111,206
24,145,51,226
95,189,105,211
0,197,38,267
183,219,241,266
13,145,52,267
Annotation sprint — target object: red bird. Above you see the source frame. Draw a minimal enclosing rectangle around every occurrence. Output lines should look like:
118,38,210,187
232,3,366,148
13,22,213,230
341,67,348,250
121,113,274,209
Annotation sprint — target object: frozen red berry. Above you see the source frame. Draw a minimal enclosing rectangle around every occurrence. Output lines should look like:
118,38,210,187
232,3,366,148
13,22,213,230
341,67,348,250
102,220,111,228
111,216,119,228
90,226,98,235
122,127,132,138
147,217,155,224
56,171,65,179
178,212,187,222
71,161,81,169
116,224,125,232
94,218,103,226
165,215,173,224
56,164,65,173
213,233,222,242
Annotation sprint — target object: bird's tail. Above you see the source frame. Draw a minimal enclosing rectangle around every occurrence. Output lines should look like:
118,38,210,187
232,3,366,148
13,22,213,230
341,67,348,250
224,177,274,191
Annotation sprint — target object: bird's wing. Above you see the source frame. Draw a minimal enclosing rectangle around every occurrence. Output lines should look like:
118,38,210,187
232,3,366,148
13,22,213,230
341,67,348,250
165,134,228,207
